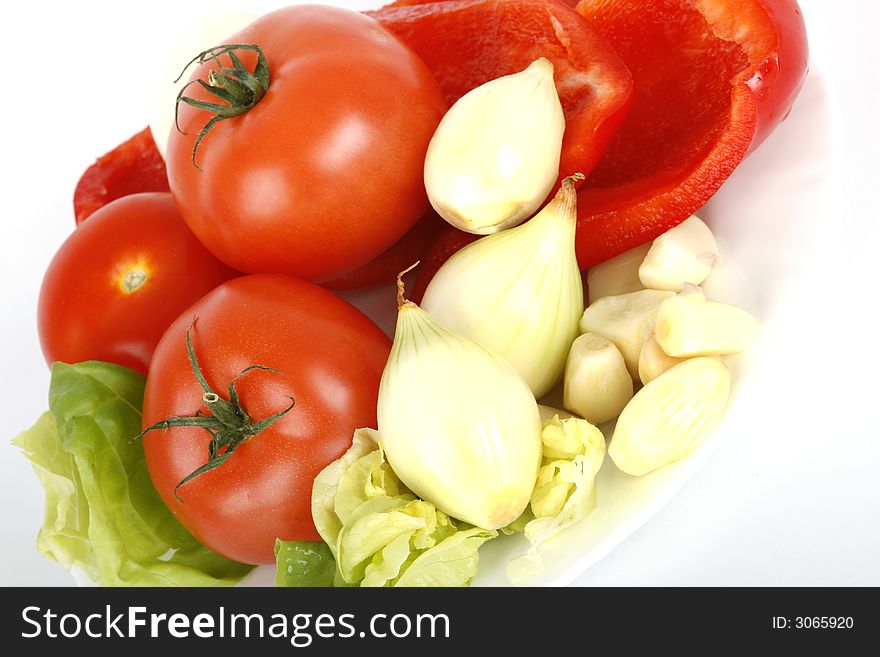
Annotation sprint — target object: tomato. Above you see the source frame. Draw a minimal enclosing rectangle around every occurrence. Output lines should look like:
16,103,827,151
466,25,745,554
74,128,169,224
368,0,633,187
571,0,809,268
322,208,445,290
166,5,446,282
38,193,238,375
141,275,391,564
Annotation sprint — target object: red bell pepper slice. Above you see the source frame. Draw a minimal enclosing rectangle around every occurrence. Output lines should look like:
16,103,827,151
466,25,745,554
73,127,170,224
402,0,807,284
410,226,480,304
572,0,808,268
325,0,632,291
368,0,633,186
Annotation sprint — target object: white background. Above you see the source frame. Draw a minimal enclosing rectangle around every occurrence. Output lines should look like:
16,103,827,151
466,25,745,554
0,0,877,586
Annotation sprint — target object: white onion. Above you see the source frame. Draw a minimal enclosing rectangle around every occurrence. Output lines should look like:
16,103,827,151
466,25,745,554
377,283,542,531
421,175,585,398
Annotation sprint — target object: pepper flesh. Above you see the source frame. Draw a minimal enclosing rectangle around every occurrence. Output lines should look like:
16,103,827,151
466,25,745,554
74,128,170,224
369,0,633,187
572,0,808,268
400,0,807,280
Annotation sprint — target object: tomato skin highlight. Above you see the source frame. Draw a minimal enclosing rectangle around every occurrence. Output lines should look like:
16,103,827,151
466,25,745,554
38,193,238,375
571,0,809,269
142,274,391,564
166,6,446,283
73,128,169,224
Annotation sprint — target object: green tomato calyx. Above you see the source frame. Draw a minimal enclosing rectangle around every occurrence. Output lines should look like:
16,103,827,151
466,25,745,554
174,44,271,171
134,320,294,502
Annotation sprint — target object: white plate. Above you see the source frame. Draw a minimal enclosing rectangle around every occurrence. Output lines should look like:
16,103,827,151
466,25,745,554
1,0,851,586
240,57,835,587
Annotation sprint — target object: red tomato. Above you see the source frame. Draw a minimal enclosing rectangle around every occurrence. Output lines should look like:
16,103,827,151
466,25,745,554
38,193,238,375
166,5,446,282
74,128,169,224
322,208,445,290
141,275,391,564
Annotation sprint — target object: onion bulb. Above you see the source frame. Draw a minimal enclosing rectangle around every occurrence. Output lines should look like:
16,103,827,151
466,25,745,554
421,175,585,398
377,270,543,531
424,58,565,234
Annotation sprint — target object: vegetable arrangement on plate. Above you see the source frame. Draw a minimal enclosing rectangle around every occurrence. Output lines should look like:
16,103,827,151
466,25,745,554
16,0,808,587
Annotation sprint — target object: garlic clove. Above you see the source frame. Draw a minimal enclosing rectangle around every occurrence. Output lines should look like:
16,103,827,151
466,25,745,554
609,357,731,476
579,289,675,378
586,243,649,304
638,334,688,384
638,333,723,384
563,333,633,424
638,215,719,291
654,293,759,357
424,58,565,235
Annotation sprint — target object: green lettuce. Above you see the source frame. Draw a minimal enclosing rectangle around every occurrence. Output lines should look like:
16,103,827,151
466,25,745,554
14,361,252,586
299,428,495,587
507,414,606,584
274,540,336,587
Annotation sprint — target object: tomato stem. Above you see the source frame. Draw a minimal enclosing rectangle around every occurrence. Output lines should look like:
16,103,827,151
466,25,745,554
174,44,271,171
134,320,294,502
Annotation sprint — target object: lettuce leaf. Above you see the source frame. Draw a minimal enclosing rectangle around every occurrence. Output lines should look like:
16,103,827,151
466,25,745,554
274,540,335,587
14,361,252,586
301,428,496,587
395,527,496,587
507,414,606,584
15,412,92,575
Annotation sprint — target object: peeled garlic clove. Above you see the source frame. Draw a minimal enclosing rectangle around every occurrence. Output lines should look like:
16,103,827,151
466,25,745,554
586,243,649,304
638,335,690,384
579,289,675,378
609,358,730,476
678,282,705,297
563,333,633,425
424,58,565,234
422,176,585,399
378,288,542,531
638,215,719,291
654,293,759,357
638,329,721,384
